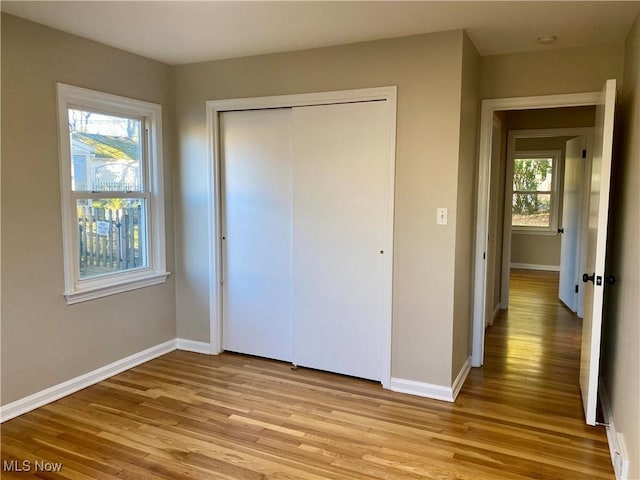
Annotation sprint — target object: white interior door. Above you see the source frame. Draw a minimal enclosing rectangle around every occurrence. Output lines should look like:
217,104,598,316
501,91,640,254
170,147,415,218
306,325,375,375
580,79,616,426
291,101,391,382
559,136,586,312
221,109,294,362
577,145,593,320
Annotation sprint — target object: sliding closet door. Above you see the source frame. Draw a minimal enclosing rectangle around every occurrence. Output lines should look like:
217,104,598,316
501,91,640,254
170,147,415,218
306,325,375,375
292,101,391,381
220,109,293,362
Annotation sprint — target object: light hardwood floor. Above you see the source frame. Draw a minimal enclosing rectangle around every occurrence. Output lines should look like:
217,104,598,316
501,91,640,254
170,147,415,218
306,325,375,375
1,270,614,479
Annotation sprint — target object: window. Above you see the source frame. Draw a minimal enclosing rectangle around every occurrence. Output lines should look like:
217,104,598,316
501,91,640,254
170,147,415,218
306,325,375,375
57,84,168,304
511,151,560,233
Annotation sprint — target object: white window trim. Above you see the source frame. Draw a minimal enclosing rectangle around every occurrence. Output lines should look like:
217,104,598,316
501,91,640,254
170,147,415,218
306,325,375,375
57,83,169,304
509,149,561,235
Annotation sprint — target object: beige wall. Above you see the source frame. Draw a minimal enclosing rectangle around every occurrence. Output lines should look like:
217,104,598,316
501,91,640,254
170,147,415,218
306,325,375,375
174,31,472,387
481,43,624,99
506,106,595,130
452,33,480,380
1,14,176,404
510,234,561,266
515,136,584,151
602,13,640,479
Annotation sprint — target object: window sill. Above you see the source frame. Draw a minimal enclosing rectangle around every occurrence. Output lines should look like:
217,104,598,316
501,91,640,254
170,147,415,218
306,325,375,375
512,229,558,236
64,271,170,305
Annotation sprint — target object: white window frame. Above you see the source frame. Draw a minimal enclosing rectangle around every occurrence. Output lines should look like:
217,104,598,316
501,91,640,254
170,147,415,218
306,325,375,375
57,83,169,304
509,149,561,235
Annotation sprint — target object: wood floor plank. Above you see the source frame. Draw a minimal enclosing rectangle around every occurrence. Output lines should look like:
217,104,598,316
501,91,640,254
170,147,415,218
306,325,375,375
1,270,614,479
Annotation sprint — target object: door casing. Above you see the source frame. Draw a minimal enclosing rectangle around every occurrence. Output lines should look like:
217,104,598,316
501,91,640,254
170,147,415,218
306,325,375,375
473,92,600,368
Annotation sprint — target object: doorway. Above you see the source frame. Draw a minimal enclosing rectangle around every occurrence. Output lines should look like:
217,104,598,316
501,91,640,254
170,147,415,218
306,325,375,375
499,128,594,317
472,81,617,426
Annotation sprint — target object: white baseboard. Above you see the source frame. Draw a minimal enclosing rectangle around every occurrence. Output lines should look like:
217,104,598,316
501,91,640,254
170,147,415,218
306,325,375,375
390,357,471,403
452,357,471,400
0,337,218,423
599,384,630,480
176,338,212,354
487,304,501,327
1,343,471,423
510,263,560,272
390,377,453,401
0,339,176,423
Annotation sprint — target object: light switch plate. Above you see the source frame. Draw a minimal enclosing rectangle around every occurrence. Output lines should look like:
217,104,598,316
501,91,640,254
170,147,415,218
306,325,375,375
437,208,448,225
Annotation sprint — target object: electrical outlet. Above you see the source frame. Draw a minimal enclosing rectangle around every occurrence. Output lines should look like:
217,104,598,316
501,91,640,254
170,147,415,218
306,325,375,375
613,432,629,479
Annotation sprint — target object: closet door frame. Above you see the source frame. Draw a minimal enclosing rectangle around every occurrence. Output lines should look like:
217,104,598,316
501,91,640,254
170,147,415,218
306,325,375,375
205,87,397,388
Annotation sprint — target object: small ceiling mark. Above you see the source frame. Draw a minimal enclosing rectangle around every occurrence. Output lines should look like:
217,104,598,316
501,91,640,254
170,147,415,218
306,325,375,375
537,35,558,45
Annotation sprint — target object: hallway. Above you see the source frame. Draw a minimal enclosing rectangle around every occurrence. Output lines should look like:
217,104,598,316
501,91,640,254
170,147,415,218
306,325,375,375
462,268,613,477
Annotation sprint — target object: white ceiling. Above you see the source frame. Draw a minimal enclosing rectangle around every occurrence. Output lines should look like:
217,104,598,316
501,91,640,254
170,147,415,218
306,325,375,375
2,1,640,65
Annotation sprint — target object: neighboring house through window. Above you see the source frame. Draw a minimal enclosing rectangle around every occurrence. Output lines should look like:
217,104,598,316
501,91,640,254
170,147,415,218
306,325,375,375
57,84,169,304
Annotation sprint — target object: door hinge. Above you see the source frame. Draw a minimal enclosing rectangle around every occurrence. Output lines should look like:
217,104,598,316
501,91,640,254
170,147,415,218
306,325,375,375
575,284,579,293
582,149,587,159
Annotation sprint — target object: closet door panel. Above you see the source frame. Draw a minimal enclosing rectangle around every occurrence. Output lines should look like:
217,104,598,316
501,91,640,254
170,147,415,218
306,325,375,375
221,109,293,362
292,101,390,381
